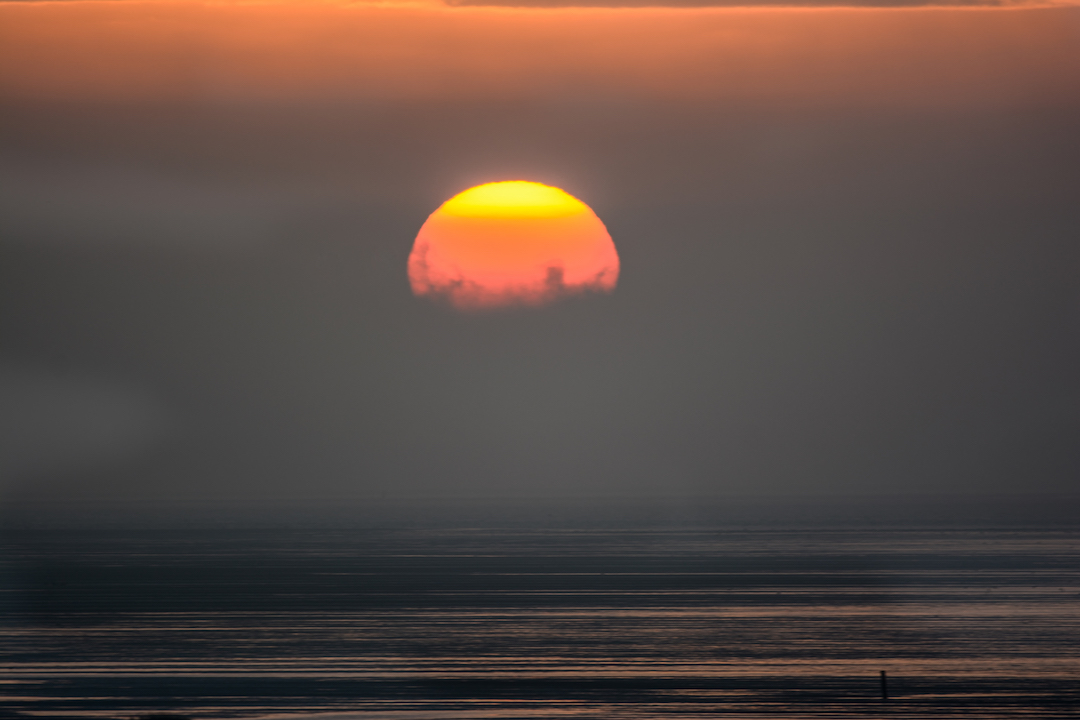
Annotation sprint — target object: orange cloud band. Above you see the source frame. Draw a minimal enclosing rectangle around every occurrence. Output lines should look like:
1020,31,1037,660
0,3,1077,107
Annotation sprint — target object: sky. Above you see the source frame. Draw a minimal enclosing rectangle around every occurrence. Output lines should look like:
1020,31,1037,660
1,0,1078,523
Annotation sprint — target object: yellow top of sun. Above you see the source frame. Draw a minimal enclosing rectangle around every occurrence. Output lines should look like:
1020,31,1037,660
439,181,590,219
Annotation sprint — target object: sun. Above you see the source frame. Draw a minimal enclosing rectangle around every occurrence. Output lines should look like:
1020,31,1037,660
408,181,619,309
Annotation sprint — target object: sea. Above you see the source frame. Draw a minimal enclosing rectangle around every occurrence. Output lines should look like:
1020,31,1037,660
1,524,1078,720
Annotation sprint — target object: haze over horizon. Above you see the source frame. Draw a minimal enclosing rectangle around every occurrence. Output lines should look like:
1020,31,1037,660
1,0,1078,525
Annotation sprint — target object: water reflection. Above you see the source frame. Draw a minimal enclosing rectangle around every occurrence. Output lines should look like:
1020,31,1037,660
2,528,1077,718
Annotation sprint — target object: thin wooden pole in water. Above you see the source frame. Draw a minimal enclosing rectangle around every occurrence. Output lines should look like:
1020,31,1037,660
880,670,888,701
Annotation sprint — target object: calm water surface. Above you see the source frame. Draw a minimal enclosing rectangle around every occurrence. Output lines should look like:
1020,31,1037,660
2,527,1078,719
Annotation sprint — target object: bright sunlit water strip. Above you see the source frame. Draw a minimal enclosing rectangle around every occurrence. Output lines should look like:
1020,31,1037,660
1,527,1078,719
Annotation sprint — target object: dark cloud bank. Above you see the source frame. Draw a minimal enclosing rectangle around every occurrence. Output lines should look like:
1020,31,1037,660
1,93,1078,527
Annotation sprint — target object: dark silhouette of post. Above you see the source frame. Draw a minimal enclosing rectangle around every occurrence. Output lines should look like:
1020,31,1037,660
880,670,888,701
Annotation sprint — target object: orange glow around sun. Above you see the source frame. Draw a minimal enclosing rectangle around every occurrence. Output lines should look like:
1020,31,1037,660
408,181,619,309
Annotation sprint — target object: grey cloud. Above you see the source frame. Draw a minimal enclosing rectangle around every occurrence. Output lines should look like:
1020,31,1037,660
0,95,1077,520
0,162,326,249
0,364,167,490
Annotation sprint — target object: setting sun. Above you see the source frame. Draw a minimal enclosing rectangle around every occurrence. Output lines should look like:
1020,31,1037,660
408,181,619,309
